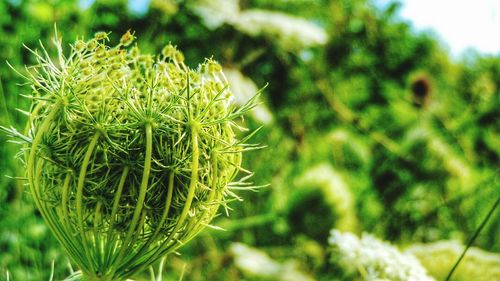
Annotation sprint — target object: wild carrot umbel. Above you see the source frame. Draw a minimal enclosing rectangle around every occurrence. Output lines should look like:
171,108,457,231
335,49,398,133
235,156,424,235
3,31,260,280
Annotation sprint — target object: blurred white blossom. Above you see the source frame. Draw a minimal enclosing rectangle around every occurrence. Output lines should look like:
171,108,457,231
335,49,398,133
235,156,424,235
230,242,314,281
230,242,280,278
234,9,328,50
224,68,273,124
329,230,435,281
189,0,328,51
188,0,239,29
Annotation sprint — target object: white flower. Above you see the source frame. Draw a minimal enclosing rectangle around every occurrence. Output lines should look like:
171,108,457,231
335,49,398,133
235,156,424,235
233,9,328,50
230,242,281,278
224,68,273,124
329,230,435,281
188,0,240,29
189,1,328,51
230,243,314,281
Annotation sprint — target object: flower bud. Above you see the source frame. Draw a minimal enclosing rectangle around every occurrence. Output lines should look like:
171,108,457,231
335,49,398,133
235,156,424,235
94,31,110,41
11,31,259,281
120,29,135,47
75,40,85,52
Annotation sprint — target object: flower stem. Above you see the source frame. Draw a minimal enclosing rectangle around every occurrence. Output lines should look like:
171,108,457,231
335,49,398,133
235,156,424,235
112,122,153,277
76,132,101,274
444,195,500,281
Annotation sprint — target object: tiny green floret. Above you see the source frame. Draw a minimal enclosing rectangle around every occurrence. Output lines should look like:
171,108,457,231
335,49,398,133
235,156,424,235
6,31,260,280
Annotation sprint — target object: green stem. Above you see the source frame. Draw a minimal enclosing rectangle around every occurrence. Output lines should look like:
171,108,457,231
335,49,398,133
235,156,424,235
444,196,500,281
36,159,87,265
76,132,101,274
27,103,61,221
61,171,73,232
159,123,200,249
185,151,219,241
104,166,130,268
172,122,200,237
123,123,200,277
107,167,130,236
26,103,88,270
124,172,175,268
93,200,103,269
112,122,153,277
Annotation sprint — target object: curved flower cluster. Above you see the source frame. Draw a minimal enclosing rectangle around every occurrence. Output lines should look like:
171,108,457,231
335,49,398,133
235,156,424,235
10,31,258,280
329,230,435,281
293,164,358,232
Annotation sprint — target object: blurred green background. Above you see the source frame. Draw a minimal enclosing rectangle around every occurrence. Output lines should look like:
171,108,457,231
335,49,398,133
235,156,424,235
0,0,499,280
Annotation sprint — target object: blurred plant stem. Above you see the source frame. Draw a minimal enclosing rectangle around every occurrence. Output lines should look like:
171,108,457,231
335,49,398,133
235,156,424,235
445,195,500,281
216,213,278,232
235,47,267,69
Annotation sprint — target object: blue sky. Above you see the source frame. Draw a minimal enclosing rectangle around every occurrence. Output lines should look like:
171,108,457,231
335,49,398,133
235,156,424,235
79,0,151,15
376,0,500,57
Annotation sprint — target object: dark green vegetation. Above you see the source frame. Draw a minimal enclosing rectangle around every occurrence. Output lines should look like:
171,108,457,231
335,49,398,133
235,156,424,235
0,0,499,280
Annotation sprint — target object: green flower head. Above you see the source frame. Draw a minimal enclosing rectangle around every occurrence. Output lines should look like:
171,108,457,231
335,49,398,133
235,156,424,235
6,31,260,280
